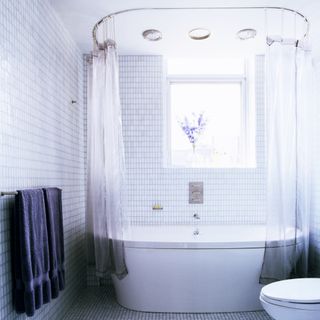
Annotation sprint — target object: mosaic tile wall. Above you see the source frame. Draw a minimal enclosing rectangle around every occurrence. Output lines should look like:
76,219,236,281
0,0,86,319
119,55,266,225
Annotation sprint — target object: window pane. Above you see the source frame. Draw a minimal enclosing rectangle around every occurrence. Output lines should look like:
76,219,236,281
170,82,243,168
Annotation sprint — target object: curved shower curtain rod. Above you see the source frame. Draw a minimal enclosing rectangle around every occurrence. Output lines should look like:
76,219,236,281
92,6,310,47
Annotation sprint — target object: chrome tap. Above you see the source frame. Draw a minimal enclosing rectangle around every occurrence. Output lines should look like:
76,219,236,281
193,213,200,235
193,213,200,220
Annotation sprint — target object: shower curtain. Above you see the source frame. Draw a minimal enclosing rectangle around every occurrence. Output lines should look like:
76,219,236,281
87,27,128,279
260,40,314,284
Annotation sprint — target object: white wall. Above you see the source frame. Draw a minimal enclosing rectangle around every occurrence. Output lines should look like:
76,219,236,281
0,0,86,318
119,55,266,225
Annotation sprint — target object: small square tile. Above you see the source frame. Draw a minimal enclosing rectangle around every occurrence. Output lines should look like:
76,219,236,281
62,286,272,320
0,1,86,319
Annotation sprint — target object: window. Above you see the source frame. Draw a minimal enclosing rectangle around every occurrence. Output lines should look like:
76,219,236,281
165,58,255,168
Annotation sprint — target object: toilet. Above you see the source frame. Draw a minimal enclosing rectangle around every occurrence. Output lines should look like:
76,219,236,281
260,278,320,320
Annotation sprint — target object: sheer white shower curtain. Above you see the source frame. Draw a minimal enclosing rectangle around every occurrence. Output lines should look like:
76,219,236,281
260,40,314,284
87,37,128,279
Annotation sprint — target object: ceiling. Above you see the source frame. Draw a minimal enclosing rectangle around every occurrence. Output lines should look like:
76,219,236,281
49,0,320,57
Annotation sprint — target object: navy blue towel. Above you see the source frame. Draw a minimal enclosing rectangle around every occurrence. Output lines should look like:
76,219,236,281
12,189,52,317
43,188,65,298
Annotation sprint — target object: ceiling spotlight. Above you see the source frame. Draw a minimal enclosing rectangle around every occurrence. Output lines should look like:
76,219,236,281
189,28,211,40
142,29,162,41
237,28,257,40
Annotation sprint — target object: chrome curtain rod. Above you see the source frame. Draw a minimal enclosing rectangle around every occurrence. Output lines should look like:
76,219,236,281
92,6,310,47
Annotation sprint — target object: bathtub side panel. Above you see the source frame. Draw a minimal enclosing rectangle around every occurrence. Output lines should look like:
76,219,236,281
112,247,264,312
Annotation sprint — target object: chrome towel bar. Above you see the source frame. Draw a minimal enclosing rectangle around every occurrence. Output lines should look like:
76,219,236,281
1,191,18,197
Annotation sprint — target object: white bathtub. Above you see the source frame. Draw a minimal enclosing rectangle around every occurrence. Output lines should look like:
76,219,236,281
112,225,299,313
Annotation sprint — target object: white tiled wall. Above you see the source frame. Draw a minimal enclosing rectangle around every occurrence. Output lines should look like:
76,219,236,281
119,55,266,225
0,0,86,319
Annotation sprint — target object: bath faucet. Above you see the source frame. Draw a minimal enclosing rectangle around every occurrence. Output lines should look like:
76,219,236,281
193,213,200,220
193,214,200,235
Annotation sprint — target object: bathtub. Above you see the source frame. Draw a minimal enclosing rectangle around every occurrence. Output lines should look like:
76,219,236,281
112,225,300,313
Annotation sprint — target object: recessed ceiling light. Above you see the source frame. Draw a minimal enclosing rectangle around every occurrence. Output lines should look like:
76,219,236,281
142,29,162,41
189,28,211,40
237,28,257,40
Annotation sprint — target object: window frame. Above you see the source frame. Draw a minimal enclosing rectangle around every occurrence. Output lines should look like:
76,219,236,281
164,67,250,168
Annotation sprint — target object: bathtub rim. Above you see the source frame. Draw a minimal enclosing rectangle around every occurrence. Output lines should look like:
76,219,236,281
123,240,302,249
121,225,303,249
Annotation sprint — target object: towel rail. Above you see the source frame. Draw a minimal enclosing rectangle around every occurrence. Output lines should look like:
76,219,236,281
1,191,18,196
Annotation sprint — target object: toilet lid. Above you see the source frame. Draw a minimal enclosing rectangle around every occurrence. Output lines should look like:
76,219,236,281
260,294,320,311
261,278,320,303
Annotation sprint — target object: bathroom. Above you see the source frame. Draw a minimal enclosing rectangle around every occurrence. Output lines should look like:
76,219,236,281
1,0,320,319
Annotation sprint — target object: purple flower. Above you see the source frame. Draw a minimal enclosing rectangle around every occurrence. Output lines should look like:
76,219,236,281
178,113,207,146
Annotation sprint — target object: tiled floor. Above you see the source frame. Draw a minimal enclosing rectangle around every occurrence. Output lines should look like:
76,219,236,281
63,286,272,320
